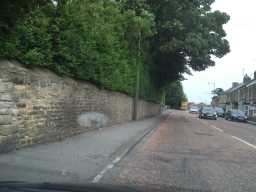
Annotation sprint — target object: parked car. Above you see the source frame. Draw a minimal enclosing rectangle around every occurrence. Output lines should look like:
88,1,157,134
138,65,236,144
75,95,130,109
214,107,225,117
189,106,199,114
225,110,248,122
199,107,217,120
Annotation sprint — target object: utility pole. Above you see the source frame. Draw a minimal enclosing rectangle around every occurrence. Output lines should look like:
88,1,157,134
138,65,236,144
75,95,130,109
208,82,216,94
208,82,216,107
133,30,142,120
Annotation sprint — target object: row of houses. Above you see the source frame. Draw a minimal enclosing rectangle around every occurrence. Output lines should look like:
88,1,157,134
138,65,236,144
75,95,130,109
212,72,256,119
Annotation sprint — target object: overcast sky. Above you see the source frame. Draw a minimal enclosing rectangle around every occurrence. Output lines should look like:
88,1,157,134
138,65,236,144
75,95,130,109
183,0,256,104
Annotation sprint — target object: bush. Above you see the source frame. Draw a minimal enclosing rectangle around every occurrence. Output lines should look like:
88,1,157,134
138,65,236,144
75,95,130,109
0,0,161,103
1,6,53,67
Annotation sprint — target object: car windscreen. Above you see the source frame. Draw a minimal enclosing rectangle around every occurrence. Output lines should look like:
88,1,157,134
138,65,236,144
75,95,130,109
232,111,245,116
215,108,224,113
202,108,215,113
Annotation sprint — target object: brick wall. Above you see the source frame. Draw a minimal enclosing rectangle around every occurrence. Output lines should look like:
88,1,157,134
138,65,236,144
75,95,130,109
0,60,160,153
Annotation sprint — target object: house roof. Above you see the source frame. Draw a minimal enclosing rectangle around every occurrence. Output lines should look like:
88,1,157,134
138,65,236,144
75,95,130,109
225,79,256,93
225,83,243,93
246,79,256,87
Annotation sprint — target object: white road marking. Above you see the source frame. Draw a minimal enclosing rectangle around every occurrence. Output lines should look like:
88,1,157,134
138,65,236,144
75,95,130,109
92,125,157,183
210,125,223,132
92,144,134,183
112,157,121,164
231,136,256,149
92,145,137,183
92,161,117,183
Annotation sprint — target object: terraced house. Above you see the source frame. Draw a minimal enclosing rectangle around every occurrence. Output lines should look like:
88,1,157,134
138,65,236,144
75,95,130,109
225,72,256,119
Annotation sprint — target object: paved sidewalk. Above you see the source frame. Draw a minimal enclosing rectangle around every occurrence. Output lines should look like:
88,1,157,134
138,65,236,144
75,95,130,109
0,117,160,184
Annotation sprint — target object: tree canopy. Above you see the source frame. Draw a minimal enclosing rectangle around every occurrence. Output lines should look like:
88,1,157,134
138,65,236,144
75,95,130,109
0,0,230,103
212,88,225,96
165,81,188,109
147,0,230,88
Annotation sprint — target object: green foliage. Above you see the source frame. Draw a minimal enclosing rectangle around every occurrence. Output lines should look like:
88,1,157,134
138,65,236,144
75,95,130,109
0,0,230,104
212,88,224,96
139,63,162,103
0,0,51,38
0,0,158,101
1,6,54,66
147,0,230,88
165,81,188,109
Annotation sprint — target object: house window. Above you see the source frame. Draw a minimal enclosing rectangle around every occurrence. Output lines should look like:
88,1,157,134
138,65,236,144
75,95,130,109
249,105,256,118
252,105,256,117
245,105,249,116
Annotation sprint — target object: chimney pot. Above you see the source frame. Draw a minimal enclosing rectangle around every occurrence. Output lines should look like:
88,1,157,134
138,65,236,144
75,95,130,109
232,82,239,88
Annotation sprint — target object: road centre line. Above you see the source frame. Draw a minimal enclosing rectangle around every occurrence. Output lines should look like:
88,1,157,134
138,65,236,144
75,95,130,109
92,160,118,183
199,119,223,133
210,125,223,132
92,150,127,183
92,122,158,183
92,141,139,183
231,136,256,150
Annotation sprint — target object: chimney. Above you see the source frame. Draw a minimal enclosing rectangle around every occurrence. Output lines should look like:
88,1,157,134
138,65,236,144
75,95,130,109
232,82,239,88
243,74,251,83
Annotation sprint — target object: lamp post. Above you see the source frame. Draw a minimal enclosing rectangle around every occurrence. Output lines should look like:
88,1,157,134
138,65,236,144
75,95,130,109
208,82,216,107
208,82,216,95
133,30,142,121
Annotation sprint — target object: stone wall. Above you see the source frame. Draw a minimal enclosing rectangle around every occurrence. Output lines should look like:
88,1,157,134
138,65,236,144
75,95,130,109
0,60,160,153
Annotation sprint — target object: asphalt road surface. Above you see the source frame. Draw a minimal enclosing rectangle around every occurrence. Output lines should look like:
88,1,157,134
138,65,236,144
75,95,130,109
101,111,256,192
1,110,256,192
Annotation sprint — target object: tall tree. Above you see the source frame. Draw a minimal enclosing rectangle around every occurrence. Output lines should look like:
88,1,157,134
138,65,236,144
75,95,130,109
147,0,230,88
212,88,224,96
165,81,187,109
0,0,51,37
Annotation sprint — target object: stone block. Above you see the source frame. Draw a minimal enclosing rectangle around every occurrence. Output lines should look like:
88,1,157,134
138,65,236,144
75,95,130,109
0,115,13,125
0,102,13,108
16,102,26,108
0,60,160,153
0,135,16,153
0,108,18,115
0,85,5,93
0,93,12,101
0,109,10,115
0,82,13,92
0,135,7,143
0,125,15,136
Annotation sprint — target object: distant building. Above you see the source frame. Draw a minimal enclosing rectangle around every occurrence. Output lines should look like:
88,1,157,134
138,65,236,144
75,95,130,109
188,102,196,109
198,102,207,108
180,101,188,111
211,94,227,108
216,72,256,119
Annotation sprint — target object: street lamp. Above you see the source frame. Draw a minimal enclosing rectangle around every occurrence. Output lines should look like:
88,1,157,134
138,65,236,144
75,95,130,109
208,82,216,107
208,82,216,95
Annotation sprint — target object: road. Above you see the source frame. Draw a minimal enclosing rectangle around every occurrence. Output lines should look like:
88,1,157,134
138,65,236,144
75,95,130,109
0,117,160,183
1,110,256,192
101,111,256,192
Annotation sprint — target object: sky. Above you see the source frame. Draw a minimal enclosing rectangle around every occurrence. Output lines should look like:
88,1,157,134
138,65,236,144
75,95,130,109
183,0,256,104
